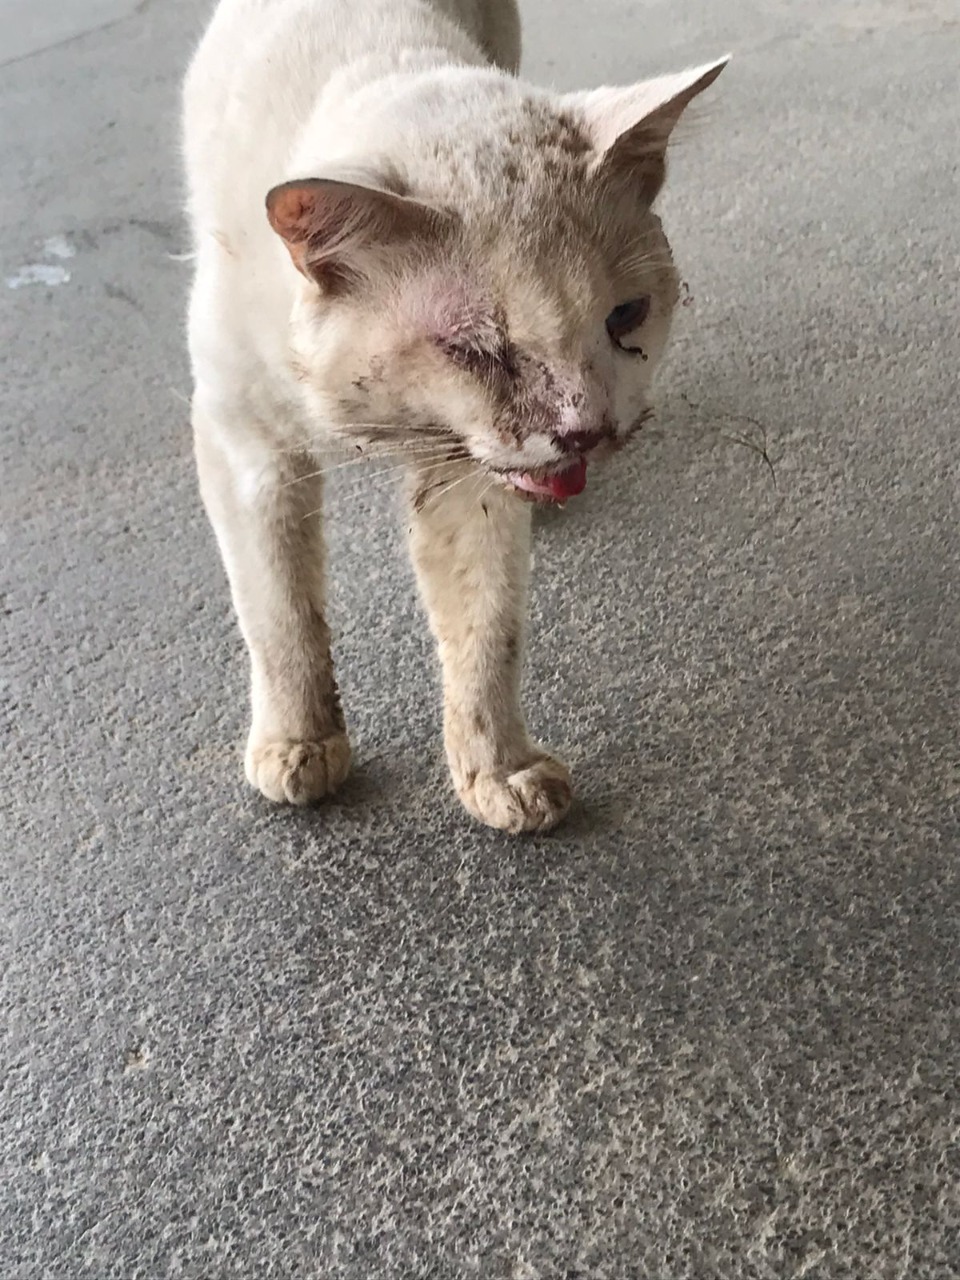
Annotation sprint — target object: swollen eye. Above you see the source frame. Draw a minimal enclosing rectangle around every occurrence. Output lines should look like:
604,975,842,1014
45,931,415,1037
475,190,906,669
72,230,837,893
606,296,651,350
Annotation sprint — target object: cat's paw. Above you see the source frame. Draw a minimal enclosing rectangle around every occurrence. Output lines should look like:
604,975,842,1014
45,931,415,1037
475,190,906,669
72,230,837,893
455,753,572,834
245,734,352,805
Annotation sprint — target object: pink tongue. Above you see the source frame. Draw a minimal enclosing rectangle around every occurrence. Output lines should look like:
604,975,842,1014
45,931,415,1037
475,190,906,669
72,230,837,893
512,457,588,501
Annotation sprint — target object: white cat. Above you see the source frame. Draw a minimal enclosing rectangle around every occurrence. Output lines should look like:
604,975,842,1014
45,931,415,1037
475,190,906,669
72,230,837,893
182,0,727,833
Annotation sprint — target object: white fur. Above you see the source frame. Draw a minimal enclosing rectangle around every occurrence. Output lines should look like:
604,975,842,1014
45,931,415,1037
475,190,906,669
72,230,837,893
183,0,726,830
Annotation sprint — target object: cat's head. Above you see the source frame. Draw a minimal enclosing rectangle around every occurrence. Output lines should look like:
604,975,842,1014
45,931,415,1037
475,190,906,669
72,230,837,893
267,57,728,502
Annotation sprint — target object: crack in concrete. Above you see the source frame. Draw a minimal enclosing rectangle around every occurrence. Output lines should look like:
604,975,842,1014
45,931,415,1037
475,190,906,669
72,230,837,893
0,0,156,72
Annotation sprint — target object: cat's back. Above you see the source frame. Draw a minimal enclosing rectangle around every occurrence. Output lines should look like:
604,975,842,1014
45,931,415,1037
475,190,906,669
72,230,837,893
183,0,519,219
183,0,352,227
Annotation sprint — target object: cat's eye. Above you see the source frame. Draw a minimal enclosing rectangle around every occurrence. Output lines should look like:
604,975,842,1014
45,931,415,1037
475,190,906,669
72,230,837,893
606,296,651,351
439,335,518,381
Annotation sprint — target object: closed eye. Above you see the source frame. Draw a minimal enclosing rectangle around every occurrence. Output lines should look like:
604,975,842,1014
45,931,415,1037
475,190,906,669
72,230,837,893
606,296,651,351
439,336,518,381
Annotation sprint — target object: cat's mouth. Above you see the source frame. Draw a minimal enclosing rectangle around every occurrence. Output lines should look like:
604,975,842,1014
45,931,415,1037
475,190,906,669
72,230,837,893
495,429,631,502
504,457,589,503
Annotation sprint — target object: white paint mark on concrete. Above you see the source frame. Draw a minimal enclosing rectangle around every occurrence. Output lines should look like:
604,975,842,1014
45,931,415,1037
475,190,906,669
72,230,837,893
43,235,76,259
6,264,71,288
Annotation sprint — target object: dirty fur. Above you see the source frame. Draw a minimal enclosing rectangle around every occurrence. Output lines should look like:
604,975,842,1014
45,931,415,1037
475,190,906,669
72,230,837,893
183,0,727,832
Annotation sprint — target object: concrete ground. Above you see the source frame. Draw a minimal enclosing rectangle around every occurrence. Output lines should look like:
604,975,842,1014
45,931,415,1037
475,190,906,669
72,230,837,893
2,1,958,1276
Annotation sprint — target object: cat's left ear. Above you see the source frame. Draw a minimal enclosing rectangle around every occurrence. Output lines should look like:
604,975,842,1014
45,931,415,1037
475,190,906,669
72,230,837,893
565,55,730,202
265,177,449,290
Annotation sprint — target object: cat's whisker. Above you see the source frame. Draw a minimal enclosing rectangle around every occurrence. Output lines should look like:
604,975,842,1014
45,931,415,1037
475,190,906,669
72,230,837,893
273,439,458,462
467,471,498,510
283,446,464,475
297,445,480,514
291,449,474,514
418,465,483,508
281,443,462,487
322,445,454,473
320,454,476,503
614,248,682,275
336,422,456,442
267,425,459,458
302,458,462,511
360,456,468,487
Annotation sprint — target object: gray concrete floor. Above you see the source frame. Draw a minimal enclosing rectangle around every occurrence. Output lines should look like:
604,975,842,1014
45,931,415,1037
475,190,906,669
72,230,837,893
2,2,958,1277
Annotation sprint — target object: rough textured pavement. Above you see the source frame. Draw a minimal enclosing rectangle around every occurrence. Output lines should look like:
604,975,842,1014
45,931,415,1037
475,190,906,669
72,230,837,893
2,2,959,1276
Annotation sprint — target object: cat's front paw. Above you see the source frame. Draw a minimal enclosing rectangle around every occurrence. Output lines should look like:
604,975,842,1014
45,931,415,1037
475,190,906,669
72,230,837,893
455,753,572,834
245,734,352,805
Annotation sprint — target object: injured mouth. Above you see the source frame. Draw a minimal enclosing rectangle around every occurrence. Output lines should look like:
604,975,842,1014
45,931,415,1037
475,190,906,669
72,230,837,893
506,457,588,503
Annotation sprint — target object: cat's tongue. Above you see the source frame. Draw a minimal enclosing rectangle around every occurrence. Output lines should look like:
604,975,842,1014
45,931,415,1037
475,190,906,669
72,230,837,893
509,457,588,502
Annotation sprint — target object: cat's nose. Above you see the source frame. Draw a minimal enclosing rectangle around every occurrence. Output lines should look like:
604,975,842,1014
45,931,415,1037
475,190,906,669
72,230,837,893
552,428,605,456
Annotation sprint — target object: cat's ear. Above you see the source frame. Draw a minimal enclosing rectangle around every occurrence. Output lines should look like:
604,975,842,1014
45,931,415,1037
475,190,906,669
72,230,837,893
566,56,729,202
265,178,448,290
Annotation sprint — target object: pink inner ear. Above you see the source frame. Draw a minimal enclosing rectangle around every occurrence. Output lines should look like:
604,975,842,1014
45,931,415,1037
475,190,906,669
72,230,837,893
266,178,451,286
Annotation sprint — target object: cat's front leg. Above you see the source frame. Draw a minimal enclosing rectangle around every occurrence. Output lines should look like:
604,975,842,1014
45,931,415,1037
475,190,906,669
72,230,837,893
193,400,350,805
408,469,572,833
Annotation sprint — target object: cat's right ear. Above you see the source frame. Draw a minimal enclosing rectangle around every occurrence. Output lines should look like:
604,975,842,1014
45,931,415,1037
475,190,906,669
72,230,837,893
265,178,447,291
